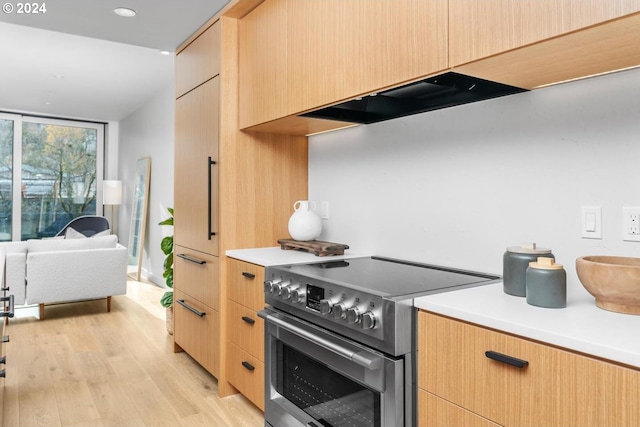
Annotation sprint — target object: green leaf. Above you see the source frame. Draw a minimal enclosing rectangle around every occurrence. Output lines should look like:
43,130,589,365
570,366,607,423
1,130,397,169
158,217,173,226
163,253,173,270
160,291,173,307
160,236,173,255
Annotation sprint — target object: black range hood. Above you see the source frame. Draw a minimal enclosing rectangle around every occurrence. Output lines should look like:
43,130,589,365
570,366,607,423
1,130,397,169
300,72,528,125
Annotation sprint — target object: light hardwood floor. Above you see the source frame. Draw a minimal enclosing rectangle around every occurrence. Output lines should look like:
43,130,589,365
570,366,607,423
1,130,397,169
2,280,264,427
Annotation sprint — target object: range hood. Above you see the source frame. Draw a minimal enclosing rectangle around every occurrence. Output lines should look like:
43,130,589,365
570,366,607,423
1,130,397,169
300,72,528,125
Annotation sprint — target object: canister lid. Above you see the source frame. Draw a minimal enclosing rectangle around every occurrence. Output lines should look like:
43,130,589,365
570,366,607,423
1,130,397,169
529,257,563,270
507,242,552,255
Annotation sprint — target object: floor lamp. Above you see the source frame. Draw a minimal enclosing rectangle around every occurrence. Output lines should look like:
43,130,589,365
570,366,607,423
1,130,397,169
103,180,123,235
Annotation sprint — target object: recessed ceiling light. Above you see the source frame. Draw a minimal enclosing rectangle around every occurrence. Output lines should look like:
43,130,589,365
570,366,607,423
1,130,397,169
114,7,136,17
159,50,172,56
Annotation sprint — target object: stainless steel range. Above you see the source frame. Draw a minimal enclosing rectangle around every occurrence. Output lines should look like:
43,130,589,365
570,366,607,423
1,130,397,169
259,256,500,427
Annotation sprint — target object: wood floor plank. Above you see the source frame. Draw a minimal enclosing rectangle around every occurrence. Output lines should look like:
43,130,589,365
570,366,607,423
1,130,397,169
2,280,264,427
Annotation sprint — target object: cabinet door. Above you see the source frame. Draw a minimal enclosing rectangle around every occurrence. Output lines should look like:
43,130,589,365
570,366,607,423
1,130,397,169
418,311,640,427
174,290,220,377
287,0,448,116
174,77,219,256
175,20,221,97
227,300,264,361
418,390,502,427
173,245,219,310
238,0,288,129
226,342,265,411
227,258,264,312
449,0,640,67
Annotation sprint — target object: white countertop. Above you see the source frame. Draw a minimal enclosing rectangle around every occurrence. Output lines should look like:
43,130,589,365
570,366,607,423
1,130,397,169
225,246,366,266
415,282,640,369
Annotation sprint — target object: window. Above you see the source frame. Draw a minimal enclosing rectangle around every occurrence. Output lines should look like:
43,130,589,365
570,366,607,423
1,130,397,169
0,113,105,241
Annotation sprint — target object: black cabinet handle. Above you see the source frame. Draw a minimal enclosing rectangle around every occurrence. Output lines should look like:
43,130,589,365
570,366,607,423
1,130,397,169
241,316,255,325
241,272,255,279
176,253,206,265
0,369,5,378
177,299,206,317
2,336,9,343
207,156,216,240
0,295,14,318
0,356,5,364
241,361,255,371
1,287,9,292
485,350,529,368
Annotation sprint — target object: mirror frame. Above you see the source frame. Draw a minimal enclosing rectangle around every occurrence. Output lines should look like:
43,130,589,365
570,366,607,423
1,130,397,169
127,157,151,281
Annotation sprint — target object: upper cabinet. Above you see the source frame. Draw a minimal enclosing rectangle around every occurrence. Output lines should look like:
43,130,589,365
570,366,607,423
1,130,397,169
175,22,221,98
238,0,448,133
450,0,640,67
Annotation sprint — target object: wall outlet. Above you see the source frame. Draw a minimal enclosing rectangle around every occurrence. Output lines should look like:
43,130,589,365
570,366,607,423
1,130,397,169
623,207,640,242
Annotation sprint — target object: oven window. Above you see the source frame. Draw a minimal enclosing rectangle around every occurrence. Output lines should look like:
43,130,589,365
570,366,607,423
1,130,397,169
276,343,381,427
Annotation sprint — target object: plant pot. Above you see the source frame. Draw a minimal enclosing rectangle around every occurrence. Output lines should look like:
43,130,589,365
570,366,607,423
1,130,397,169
166,306,174,335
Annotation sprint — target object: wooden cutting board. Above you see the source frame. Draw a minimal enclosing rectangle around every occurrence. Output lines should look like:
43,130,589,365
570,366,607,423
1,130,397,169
277,239,350,256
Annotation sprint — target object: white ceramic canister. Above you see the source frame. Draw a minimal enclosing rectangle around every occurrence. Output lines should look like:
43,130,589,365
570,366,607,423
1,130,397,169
288,200,322,241
503,243,554,297
526,257,567,308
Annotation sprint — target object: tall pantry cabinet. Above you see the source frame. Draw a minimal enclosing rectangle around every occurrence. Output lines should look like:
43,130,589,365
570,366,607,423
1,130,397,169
173,13,308,401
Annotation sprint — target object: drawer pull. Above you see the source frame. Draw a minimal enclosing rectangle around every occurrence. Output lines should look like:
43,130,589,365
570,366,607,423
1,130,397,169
0,369,4,378
2,336,8,343
0,295,15,318
241,272,255,279
177,299,206,317
241,316,256,325
176,254,206,265
485,350,529,368
242,361,255,371
0,356,5,364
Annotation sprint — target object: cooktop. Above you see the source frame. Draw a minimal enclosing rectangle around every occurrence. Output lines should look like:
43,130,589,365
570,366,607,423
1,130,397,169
279,256,500,299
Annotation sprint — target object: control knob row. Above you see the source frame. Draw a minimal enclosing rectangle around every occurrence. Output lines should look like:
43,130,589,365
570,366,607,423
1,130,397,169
319,299,376,330
263,279,305,304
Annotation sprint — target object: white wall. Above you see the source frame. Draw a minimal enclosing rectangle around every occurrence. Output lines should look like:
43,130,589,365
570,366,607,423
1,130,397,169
118,82,175,286
309,67,640,296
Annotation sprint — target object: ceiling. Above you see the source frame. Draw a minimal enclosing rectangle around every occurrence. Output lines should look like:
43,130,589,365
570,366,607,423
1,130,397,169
0,0,230,122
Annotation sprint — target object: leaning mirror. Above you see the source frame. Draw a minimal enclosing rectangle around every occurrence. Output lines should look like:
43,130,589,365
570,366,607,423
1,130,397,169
127,157,151,281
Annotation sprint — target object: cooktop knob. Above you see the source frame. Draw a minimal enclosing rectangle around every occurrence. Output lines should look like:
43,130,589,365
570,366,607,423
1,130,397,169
274,280,291,295
346,306,361,324
281,285,292,300
319,299,333,315
291,288,305,304
332,302,347,319
263,278,281,293
361,311,376,330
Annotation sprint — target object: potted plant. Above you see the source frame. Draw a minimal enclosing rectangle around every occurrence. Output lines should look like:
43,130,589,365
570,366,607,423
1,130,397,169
159,207,174,334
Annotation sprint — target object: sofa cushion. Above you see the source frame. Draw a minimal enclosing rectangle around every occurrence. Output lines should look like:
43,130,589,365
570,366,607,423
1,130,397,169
27,235,118,253
0,241,28,253
65,227,111,239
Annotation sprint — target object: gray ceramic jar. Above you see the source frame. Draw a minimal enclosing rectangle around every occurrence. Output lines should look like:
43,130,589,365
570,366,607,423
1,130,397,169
526,257,566,308
503,243,554,297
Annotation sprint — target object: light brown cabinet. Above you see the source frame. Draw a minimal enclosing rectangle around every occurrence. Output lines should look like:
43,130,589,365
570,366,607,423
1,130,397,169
238,0,448,134
174,7,308,404
226,258,265,410
417,310,640,427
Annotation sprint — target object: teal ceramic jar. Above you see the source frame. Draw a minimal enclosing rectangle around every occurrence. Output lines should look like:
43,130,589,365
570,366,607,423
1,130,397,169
526,257,567,308
503,243,554,297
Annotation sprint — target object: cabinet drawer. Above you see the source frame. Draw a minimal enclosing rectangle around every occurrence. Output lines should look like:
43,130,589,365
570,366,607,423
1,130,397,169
227,300,264,361
174,290,220,377
418,389,502,427
418,311,640,427
227,258,264,312
174,248,219,310
176,20,221,97
227,341,264,411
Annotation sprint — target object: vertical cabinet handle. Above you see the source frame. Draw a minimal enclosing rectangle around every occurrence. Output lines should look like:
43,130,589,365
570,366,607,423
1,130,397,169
207,156,216,240
241,361,255,371
485,350,529,368
241,272,255,279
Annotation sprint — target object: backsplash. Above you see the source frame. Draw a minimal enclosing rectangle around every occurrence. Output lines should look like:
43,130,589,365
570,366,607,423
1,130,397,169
308,67,640,294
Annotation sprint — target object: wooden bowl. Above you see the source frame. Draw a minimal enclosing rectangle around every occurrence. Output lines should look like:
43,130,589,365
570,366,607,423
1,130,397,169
576,256,640,315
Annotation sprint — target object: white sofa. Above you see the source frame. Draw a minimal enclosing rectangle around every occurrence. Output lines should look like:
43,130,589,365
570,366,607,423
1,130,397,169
0,234,127,319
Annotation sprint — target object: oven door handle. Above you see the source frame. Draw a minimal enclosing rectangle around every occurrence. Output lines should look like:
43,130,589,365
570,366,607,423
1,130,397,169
260,310,384,371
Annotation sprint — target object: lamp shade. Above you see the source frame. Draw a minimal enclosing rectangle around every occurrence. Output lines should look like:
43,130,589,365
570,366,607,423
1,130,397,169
103,180,123,205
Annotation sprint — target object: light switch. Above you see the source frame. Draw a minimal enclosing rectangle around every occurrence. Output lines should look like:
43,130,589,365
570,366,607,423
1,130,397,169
581,206,602,239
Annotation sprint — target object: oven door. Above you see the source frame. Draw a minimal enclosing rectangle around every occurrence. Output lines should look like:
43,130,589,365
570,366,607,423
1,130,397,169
259,307,407,427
